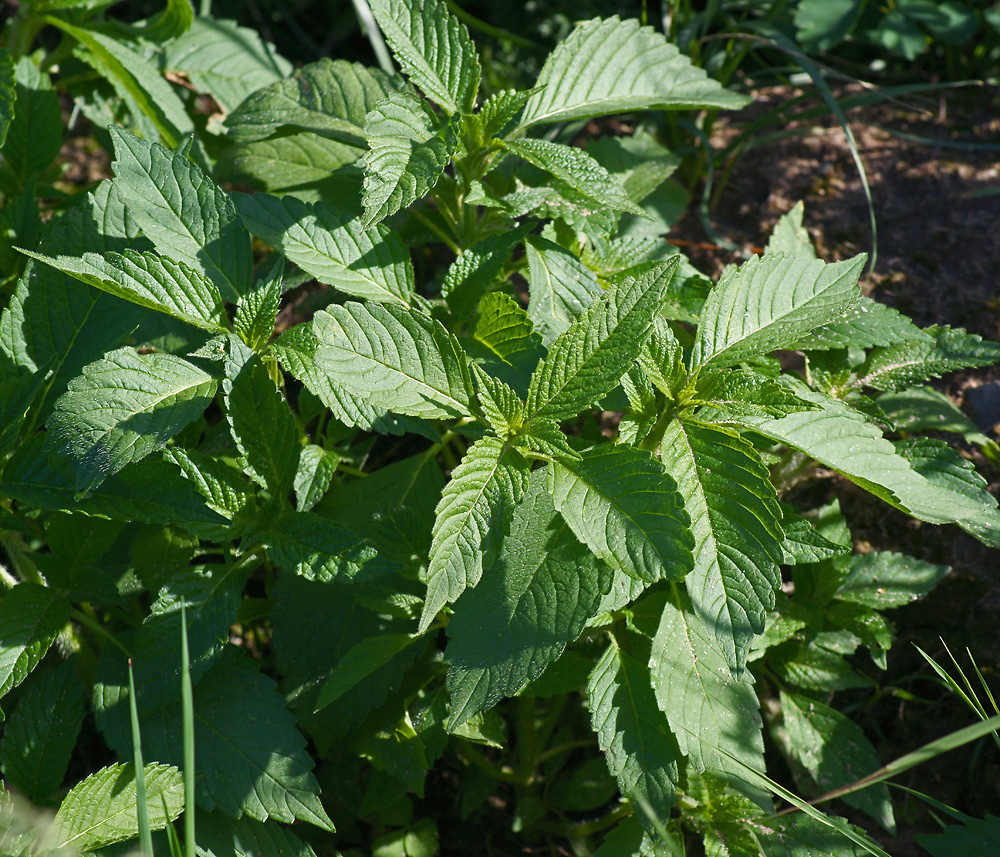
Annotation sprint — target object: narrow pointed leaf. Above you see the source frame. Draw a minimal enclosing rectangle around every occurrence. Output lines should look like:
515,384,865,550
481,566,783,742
472,363,523,436
234,258,283,350
317,633,422,712
764,201,816,258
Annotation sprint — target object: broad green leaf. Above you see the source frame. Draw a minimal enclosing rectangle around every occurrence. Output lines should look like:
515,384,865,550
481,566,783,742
526,259,677,421
32,513,124,606
548,444,692,584
362,91,456,228
234,257,283,350
313,301,474,420
472,363,523,436
0,58,62,195
773,641,868,692
316,633,422,712
224,58,401,144
791,296,928,350
163,17,292,114
294,444,338,513
47,348,215,492
124,0,194,43
194,810,319,857
164,447,254,528
216,133,361,193
834,551,949,610
369,0,481,114
470,290,545,396
0,47,13,149
442,223,534,318
879,386,991,446
855,325,1000,392
916,815,1000,857
650,591,768,806
694,368,817,418
779,691,894,831
587,130,682,205
0,583,70,710
517,16,748,130
110,127,252,302
692,253,864,370
0,660,85,802
445,475,609,729
224,348,299,495
233,192,415,304
0,371,41,458
794,0,864,51
779,504,851,565
524,235,602,347
685,770,766,857
588,642,680,832
502,138,646,217
660,419,783,675
517,419,580,463
18,247,229,332
261,510,371,580
53,763,184,851
420,436,530,631
765,201,817,258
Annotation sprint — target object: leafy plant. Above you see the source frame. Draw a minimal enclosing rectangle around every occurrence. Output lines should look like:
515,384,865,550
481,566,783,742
1,1,999,855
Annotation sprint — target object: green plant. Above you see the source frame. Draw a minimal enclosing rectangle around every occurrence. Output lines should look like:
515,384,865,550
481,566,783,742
1,1,999,855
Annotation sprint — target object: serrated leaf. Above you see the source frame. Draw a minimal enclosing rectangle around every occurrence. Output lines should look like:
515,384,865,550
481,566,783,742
587,131,682,205
659,419,783,674
164,447,254,526
370,0,480,114
517,419,580,463
526,259,677,421
313,301,474,419
549,443,692,584
362,91,456,228
223,348,299,495
195,810,318,857
53,763,184,851
224,57,401,144
110,127,252,302
856,325,1000,392
637,317,686,398
791,296,928,350
588,642,680,832
765,201,816,258
442,223,533,318
916,814,1000,857
879,386,990,445
517,16,748,130
594,815,680,857
233,192,415,304
234,257,283,350
773,641,867,692
0,583,70,710
524,235,603,347
261,510,371,580
503,138,646,217
216,132,362,193
779,691,894,831
692,253,864,370
445,474,609,728
471,290,545,396
834,550,949,610
695,369,818,419
779,503,851,565
685,770,766,857
294,445,338,513
752,813,875,857
316,633,422,712
472,363,523,436
420,435,530,631
47,348,216,492
649,591,768,806
472,88,538,141
0,661,85,802
164,17,293,114
0,58,62,195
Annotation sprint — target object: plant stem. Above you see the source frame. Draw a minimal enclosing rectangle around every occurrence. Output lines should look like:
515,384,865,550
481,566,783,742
456,741,525,783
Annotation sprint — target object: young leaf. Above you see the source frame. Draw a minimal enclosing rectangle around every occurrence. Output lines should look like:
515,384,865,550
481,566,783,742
765,201,816,258
692,253,865,370
517,419,580,463
526,259,677,422
517,16,748,130
694,369,817,419
52,763,184,852
637,317,686,398
47,348,216,492
109,127,252,302
294,445,339,513
502,138,647,217
313,301,475,419
0,583,71,709
224,57,402,145
471,88,538,141
420,436,531,631
442,223,534,318
369,0,481,114
234,257,283,350
164,447,254,527
470,290,545,396
223,347,300,496
588,641,681,832
524,235,603,347
834,551,950,610
660,419,783,674
472,363,523,436
685,770,768,857
650,590,768,807
233,192,415,304
548,444,693,585
362,91,457,228
445,474,610,729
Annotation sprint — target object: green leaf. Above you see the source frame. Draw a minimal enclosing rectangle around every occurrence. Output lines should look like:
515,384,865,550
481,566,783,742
442,223,534,318
587,130,682,205
526,259,677,421
445,474,609,729
294,444,338,513
524,235,602,347
0,47,14,149
216,133,362,193
125,0,194,43
502,138,646,217
588,642,680,832
470,290,545,396
692,253,864,370
369,0,481,114
649,591,768,806
752,813,875,857
517,419,580,463
791,296,928,350
685,770,766,857
855,325,1000,392
316,633,422,712
194,810,319,857
47,348,216,492
18,247,229,333
637,317,686,398
794,0,864,50
313,301,474,420
234,257,283,350
224,57,401,145
233,192,415,304
420,435,530,631
0,58,62,195
594,815,681,857
110,127,252,302
224,348,300,495
694,369,817,419
0,660,84,801
773,641,868,692
517,16,748,130
0,583,70,709
765,202,817,258
163,17,293,114
472,363,523,436
779,691,894,831
471,88,538,141
779,504,851,565
916,815,1000,857
53,763,184,851
261,510,370,580
879,386,990,445
834,551,949,610
660,419,783,674
548,444,692,585
164,447,254,529
362,91,456,228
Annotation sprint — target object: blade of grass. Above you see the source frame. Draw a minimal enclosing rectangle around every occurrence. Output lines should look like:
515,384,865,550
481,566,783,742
181,603,196,857
889,783,972,824
349,0,394,75
128,658,153,857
